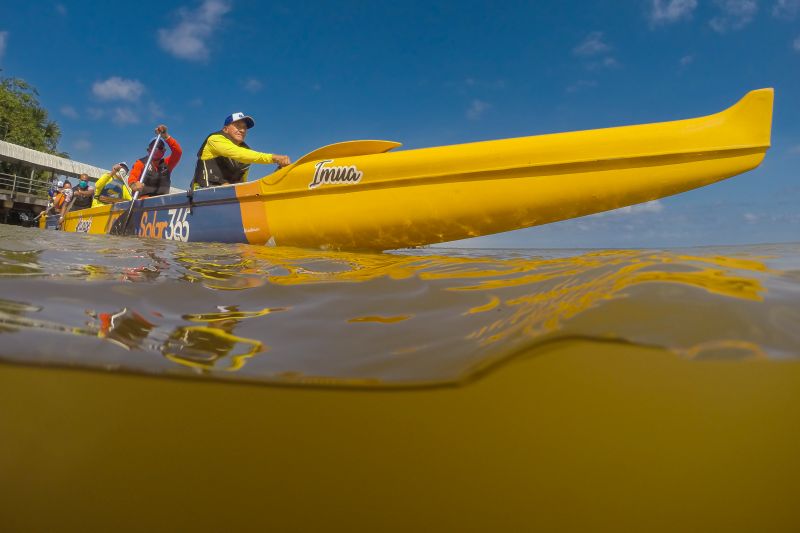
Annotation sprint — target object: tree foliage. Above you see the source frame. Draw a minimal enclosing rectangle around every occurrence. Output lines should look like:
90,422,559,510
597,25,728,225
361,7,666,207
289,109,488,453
0,75,64,155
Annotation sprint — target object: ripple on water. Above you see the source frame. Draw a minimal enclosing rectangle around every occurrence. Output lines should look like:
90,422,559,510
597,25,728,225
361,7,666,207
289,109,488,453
1,225,799,387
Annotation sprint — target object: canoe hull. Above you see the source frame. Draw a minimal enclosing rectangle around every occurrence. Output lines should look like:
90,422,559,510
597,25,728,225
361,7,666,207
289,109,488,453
260,148,767,249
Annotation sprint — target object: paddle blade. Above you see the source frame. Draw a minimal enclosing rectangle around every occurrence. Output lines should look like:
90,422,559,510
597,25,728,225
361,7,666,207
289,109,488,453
108,193,140,236
261,140,401,185
108,212,128,236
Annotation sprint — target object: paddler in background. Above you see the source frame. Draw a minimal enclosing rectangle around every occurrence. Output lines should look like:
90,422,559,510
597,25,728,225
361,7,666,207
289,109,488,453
56,180,74,228
192,112,291,189
48,179,65,216
92,163,132,207
128,124,182,197
70,174,95,211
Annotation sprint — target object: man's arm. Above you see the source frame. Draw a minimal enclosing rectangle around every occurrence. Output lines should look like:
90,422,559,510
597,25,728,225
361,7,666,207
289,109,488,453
164,136,183,172
97,196,127,204
127,160,144,186
93,174,123,204
93,174,109,199
205,134,276,165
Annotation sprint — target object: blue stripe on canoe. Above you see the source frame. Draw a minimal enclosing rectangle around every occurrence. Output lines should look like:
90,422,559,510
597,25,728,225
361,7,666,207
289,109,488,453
118,186,248,243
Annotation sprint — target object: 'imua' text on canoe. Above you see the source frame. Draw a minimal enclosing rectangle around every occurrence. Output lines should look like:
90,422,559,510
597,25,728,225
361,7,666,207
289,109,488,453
309,159,364,189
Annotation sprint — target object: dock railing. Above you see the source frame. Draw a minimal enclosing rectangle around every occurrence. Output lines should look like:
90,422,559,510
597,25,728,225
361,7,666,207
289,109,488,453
0,172,51,198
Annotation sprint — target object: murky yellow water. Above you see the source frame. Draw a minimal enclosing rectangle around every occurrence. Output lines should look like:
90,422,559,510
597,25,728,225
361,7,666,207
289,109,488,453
1,225,799,531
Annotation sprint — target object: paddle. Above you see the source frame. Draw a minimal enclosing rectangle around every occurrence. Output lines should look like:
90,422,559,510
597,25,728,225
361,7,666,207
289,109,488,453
260,140,402,185
109,134,162,236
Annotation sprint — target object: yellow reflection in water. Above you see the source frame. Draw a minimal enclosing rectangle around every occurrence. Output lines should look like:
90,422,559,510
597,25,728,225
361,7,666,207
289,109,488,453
459,253,767,350
183,307,287,322
162,326,264,372
1,242,787,384
90,306,269,372
465,296,501,314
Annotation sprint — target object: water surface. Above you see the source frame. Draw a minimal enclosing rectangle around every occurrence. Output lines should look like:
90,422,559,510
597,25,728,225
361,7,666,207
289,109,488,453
1,225,798,387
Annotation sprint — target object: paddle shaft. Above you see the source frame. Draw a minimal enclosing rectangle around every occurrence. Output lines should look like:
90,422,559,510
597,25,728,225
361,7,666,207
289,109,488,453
112,134,162,236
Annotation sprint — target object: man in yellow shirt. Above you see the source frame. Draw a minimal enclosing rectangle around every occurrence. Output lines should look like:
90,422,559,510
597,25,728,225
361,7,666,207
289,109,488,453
92,163,132,207
192,112,291,189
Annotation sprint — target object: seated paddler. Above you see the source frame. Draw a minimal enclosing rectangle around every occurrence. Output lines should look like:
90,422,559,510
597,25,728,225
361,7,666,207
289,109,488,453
192,112,291,189
129,124,182,197
93,163,132,207
70,174,95,211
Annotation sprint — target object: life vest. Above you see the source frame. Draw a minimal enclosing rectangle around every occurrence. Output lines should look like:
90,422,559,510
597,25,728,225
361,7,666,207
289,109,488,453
192,131,251,188
138,158,172,196
98,177,127,200
72,190,93,210
53,192,66,209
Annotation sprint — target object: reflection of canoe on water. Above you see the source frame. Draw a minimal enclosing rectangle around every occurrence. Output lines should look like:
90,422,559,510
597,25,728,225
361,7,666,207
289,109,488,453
44,88,773,250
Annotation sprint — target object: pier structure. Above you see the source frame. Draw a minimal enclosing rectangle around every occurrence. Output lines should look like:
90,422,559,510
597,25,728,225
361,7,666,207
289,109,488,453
0,139,107,224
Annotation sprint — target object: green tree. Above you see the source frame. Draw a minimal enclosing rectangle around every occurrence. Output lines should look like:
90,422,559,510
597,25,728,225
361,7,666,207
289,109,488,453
0,73,67,181
0,75,64,154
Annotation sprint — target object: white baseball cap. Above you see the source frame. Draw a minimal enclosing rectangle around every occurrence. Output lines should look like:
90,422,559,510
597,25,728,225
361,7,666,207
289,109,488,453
224,112,255,129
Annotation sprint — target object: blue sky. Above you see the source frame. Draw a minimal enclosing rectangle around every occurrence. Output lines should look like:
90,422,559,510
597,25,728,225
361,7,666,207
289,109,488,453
0,0,798,248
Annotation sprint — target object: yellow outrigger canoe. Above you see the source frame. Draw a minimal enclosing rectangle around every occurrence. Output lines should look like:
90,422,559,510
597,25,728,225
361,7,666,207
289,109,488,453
45,88,773,249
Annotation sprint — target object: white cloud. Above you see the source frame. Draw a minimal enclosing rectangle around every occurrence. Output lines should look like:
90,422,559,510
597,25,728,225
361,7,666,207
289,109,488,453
602,200,665,216
243,78,263,93
112,107,140,126
743,212,760,223
92,77,145,101
794,35,800,50
0,31,8,59
589,56,621,70
74,139,92,151
466,99,491,120
55,3,67,16
710,0,759,33
788,143,800,154
60,105,79,119
158,0,231,61
773,0,800,18
573,32,612,57
648,0,698,25
680,54,695,66
573,32,618,70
